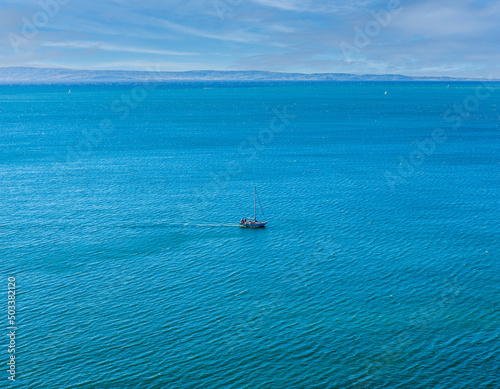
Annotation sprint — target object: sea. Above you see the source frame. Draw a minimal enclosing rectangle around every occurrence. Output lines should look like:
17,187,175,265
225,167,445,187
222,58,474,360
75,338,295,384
1,82,499,388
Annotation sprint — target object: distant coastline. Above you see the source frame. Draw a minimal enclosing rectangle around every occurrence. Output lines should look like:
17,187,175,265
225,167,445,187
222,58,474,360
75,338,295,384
0,67,496,84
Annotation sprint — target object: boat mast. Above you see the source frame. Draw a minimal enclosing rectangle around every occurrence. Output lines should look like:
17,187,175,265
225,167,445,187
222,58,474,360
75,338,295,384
254,186,256,220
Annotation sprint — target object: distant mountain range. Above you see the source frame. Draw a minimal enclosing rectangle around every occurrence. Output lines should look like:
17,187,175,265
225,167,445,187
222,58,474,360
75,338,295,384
0,67,492,84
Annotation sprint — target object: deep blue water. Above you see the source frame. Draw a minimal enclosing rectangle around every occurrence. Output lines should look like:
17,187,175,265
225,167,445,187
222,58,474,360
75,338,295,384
1,82,499,388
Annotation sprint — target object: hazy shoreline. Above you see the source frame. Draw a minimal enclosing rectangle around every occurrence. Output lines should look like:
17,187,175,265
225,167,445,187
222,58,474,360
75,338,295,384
0,67,495,85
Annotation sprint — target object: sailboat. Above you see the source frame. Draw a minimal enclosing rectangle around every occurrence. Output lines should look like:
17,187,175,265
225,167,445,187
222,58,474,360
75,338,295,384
239,187,267,228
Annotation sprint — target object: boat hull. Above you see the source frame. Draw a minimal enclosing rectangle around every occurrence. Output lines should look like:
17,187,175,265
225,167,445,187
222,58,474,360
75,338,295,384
239,221,267,228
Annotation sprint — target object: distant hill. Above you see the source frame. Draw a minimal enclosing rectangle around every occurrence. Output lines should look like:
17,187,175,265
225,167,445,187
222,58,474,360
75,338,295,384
0,67,489,84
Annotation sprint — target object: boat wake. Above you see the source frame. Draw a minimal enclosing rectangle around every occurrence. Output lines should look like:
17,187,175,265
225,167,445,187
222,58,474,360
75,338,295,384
121,222,243,229
182,223,241,227
154,223,241,228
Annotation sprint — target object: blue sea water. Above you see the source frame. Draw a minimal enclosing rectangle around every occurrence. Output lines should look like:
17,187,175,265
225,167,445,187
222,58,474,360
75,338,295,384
1,82,499,388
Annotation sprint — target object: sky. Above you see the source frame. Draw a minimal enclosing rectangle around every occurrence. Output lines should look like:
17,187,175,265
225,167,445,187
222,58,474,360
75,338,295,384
0,0,499,77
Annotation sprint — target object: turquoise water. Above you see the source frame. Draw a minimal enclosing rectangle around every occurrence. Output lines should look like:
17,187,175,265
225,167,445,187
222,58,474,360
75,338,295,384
1,82,499,388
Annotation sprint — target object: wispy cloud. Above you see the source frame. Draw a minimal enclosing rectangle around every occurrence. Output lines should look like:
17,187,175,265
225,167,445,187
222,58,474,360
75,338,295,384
249,0,365,13
249,0,313,12
42,41,197,56
92,60,214,71
159,19,264,43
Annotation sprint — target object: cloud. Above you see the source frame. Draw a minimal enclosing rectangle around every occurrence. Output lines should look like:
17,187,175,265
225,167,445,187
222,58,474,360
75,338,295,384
392,1,500,37
159,19,264,43
42,41,198,56
248,0,368,13
91,60,215,71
